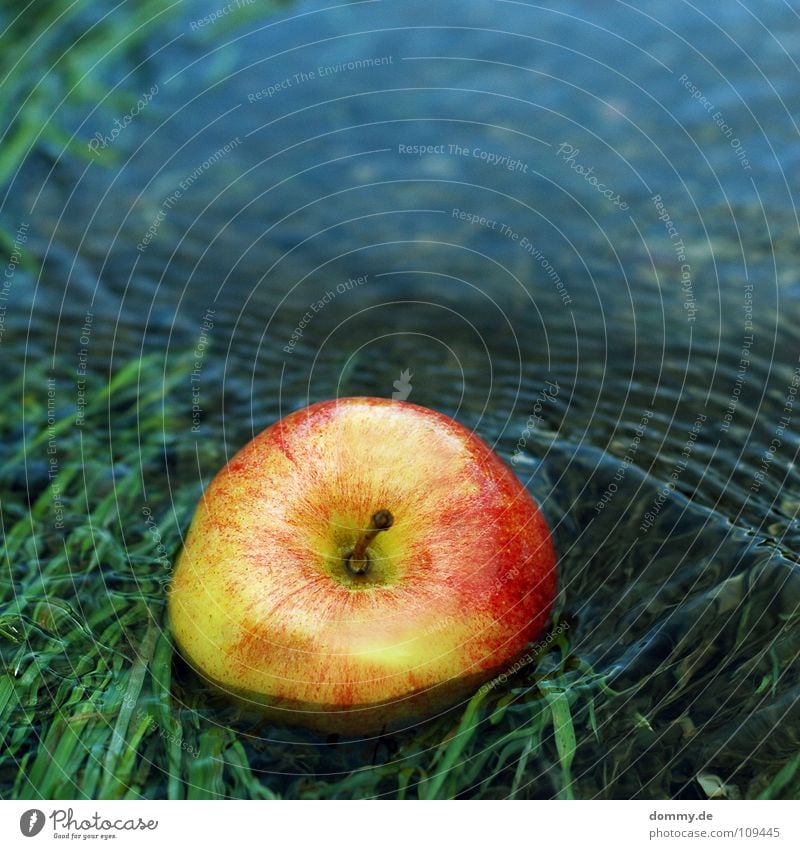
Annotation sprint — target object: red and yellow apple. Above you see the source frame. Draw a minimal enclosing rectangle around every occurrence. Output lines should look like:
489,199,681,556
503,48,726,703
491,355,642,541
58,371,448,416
169,397,556,734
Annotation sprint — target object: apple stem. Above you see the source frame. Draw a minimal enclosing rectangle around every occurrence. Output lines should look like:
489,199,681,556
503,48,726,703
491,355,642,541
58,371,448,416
346,509,394,575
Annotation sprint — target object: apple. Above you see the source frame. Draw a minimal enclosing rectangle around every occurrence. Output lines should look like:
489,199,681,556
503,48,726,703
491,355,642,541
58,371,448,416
169,397,557,734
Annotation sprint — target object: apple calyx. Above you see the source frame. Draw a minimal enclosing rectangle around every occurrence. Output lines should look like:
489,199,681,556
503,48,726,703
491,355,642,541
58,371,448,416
345,509,394,576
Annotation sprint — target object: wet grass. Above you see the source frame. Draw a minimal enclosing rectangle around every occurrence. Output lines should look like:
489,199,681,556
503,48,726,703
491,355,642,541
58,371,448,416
0,0,293,209
0,355,614,799
0,0,179,193
1,353,799,799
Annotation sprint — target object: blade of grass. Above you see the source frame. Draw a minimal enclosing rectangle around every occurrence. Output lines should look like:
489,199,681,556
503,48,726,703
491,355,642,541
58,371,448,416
541,683,577,800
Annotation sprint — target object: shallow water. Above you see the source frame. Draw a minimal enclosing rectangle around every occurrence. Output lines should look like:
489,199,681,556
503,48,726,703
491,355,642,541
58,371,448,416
2,0,799,798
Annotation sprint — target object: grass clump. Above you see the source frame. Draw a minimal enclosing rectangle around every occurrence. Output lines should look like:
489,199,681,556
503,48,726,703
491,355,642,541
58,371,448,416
1,354,798,799
0,353,610,798
0,0,186,192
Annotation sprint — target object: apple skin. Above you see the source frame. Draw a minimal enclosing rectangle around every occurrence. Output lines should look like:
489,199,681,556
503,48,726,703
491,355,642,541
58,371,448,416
169,397,557,734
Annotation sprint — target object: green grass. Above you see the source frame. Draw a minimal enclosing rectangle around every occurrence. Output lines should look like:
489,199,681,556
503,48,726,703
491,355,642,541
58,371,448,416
1,355,799,799
0,0,184,191
0,354,610,799
0,0,293,198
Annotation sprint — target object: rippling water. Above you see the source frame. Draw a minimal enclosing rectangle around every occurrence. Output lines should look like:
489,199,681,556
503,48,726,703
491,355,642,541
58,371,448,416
3,0,799,798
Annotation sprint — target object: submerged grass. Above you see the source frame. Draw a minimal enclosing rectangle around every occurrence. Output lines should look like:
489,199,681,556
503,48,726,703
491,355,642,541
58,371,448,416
0,0,183,191
0,0,292,197
0,354,609,799
0,355,798,799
